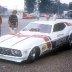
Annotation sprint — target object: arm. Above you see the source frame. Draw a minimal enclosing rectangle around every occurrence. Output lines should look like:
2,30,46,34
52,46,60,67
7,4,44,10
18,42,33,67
8,15,12,27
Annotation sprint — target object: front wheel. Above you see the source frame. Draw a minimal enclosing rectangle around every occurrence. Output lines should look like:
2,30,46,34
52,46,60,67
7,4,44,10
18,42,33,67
27,47,40,63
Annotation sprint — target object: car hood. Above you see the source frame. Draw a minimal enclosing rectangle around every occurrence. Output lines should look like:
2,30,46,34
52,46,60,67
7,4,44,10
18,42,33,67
0,31,50,50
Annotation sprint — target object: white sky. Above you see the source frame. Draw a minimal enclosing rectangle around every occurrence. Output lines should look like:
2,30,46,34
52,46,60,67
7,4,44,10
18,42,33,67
0,0,72,10
0,0,24,10
60,0,72,4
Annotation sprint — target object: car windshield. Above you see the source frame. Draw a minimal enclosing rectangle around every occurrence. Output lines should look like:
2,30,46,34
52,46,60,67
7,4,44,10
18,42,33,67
23,23,52,33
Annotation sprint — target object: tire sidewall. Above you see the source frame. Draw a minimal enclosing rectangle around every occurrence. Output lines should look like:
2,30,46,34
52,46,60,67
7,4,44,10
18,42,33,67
27,47,40,63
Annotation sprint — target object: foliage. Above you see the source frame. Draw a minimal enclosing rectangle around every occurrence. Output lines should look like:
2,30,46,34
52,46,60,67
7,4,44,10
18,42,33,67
25,0,69,14
69,2,72,10
39,0,51,13
25,0,36,13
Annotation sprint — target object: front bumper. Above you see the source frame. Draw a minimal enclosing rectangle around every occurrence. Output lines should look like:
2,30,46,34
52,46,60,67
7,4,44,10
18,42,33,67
0,54,27,63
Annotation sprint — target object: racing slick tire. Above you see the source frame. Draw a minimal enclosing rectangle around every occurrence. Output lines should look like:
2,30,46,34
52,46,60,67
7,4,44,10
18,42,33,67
27,47,40,63
69,33,72,48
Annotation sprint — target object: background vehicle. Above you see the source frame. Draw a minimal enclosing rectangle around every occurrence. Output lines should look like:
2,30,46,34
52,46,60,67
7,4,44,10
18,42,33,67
22,12,37,19
63,10,72,18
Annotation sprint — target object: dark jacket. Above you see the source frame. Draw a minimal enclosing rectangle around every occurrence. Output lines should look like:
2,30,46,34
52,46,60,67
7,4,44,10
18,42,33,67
8,15,18,28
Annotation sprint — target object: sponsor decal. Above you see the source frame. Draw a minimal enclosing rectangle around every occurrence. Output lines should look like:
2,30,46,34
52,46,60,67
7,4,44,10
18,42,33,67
47,42,52,48
42,45,47,50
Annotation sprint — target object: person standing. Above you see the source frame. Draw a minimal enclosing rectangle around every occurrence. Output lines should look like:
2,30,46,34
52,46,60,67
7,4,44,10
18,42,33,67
8,10,18,34
0,16,2,36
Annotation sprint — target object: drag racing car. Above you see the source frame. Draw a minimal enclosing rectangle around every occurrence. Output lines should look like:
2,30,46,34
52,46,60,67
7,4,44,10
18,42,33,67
0,20,72,63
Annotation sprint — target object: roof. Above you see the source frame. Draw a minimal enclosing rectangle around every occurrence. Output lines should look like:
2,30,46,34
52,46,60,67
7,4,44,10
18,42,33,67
30,19,66,26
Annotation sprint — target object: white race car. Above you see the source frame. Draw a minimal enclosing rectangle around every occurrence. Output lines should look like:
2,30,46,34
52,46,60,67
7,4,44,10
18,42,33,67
0,20,72,63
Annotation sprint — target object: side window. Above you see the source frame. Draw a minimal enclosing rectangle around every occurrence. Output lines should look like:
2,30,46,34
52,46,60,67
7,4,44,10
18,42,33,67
53,23,66,32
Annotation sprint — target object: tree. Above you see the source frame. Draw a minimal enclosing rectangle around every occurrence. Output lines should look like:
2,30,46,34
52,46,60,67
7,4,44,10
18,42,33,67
25,0,35,13
25,0,69,14
61,3,69,12
39,0,49,13
69,2,72,10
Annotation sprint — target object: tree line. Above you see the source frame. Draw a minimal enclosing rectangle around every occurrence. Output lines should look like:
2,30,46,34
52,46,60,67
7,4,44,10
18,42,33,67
25,0,69,14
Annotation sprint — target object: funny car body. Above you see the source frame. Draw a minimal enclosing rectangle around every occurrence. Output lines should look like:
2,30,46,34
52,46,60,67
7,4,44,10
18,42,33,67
0,20,72,63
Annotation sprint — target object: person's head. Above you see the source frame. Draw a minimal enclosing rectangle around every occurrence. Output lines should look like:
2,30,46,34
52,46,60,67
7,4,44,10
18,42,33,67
12,10,17,15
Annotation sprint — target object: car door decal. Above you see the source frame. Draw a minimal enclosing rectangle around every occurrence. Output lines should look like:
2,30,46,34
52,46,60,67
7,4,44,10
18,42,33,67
34,35,52,49
16,34,52,49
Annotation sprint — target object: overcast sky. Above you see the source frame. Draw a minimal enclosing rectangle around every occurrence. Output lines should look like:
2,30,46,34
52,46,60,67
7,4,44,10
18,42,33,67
0,0,72,10
0,0,24,10
60,0,72,4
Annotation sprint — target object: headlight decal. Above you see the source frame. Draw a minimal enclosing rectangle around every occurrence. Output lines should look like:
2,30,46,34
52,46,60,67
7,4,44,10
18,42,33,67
0,47,22,57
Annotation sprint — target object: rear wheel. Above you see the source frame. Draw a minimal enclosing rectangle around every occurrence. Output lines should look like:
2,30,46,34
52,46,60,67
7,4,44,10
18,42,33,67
27,47,40,63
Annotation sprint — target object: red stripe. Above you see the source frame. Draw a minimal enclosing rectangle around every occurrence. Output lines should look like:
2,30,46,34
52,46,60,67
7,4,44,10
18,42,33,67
16,33,30,37
34,35,51,41
64,22,72,26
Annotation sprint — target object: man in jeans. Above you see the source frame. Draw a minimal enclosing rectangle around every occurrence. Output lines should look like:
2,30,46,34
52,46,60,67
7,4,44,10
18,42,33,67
8,10,18,34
